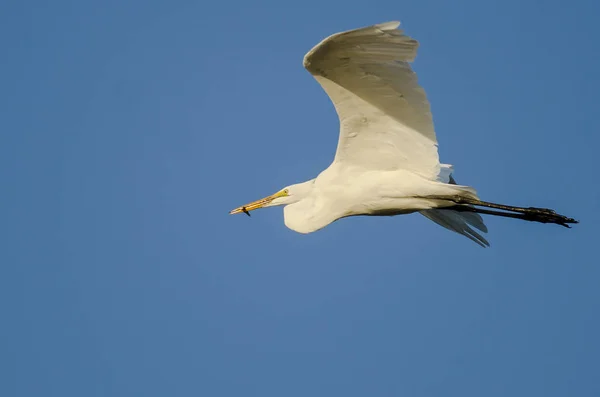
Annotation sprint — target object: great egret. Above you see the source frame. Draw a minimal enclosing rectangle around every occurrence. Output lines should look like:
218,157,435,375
230,21,577,246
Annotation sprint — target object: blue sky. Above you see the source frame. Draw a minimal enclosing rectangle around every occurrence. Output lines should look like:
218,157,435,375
1,0,599,396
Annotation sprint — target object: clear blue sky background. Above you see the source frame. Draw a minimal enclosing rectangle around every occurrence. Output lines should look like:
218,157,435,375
1,0,599,396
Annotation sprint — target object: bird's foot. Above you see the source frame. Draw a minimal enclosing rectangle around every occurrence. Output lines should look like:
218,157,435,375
523,209,578,228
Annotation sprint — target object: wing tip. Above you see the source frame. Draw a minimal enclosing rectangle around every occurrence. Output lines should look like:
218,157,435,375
421,209,491,248
303,20,404,71
375,21,401,31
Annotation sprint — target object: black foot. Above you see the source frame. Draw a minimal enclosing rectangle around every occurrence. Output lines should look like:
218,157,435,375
522,209,578,228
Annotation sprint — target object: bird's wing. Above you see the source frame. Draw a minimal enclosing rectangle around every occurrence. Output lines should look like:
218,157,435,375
421,209,489,247
304,21,440,178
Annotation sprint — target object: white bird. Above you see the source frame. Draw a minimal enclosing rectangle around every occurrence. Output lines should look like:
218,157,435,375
230,21,577,246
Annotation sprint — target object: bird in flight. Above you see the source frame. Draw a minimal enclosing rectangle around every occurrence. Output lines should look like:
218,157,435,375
230,21,577,246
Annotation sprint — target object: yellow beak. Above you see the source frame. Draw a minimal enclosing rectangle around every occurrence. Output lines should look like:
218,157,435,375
229,190,288,215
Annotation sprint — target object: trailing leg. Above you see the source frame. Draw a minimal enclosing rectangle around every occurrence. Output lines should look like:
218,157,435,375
444,197,578,228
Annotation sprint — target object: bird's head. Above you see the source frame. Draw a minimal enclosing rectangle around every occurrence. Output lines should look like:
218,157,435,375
229,180,314,216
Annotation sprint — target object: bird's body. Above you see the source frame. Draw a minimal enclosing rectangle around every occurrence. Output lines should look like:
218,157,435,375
282,165,477,233
230,21,577,246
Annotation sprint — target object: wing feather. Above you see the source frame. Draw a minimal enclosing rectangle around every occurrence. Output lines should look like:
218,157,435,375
304,22,440,178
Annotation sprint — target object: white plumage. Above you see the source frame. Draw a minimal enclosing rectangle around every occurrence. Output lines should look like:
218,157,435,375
230,21,577,247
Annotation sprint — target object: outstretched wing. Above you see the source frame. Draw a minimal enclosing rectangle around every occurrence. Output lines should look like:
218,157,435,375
304,21,440,179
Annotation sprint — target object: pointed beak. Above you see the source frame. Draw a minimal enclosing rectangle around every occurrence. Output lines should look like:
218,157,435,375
229,190,287,216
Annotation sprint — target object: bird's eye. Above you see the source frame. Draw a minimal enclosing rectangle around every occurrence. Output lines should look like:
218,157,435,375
284,189,289,194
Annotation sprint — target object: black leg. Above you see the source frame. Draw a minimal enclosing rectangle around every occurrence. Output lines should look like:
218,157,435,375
452,197,558,215
443,198,578,228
